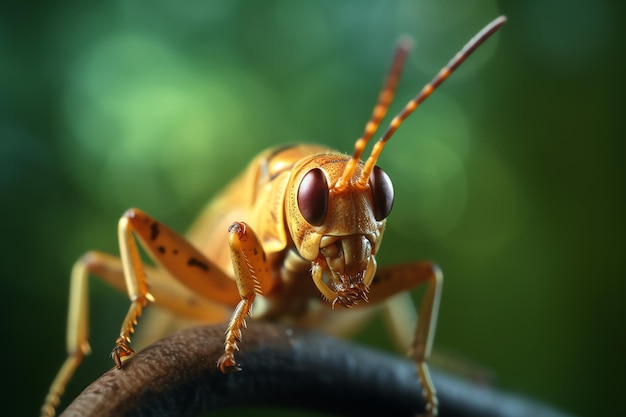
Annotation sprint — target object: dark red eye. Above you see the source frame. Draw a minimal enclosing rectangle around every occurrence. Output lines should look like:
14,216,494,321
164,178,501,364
297,168,328,226
369,166,394,221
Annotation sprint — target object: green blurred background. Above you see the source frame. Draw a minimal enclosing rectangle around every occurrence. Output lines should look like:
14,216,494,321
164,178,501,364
1,1,622,416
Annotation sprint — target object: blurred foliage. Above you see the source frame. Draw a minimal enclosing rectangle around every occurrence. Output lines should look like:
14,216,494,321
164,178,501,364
0,1,623,416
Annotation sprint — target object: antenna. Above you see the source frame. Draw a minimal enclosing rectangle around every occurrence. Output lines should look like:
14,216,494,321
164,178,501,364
334,37,412,191
355,15,507,188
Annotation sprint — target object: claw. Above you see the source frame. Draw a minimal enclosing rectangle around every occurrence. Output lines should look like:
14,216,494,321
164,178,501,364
217,354,242,373
111,340,135,369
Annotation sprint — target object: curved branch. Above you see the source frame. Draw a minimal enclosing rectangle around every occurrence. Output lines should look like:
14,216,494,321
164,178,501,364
60,323,575,417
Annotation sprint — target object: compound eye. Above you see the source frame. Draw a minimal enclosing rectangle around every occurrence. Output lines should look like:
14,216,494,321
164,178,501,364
369,165,394,221
297,168,329,226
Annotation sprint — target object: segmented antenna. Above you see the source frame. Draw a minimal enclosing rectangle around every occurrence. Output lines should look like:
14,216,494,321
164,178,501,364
334,37,413,191
357,15,507,187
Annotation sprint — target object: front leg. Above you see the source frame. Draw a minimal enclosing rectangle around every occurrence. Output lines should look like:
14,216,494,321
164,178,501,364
112,208,240,368
371,262,443,417
218,221,276,372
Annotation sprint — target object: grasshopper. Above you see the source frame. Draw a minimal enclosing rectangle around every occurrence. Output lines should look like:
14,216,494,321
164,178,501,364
42,16,506,417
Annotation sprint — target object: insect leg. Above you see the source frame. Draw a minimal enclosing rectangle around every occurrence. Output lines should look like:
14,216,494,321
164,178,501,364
43,250,180,417
217,221,276,372
41,253,98,417
41,221,237,416
79,252,232,321
41,249,231,417
370,261,443,416
112,208,241,368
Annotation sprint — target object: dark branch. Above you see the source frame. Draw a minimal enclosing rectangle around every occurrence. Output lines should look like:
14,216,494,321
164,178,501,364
60,322,575,417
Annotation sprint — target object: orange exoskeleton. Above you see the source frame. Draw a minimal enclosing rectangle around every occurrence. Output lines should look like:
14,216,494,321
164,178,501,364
41,16,506,417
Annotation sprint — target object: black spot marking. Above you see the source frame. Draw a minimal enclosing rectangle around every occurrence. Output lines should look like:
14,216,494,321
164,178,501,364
157,246,166,254
253,248,258,256
150,222,160,241
262,251,266,262
173,249,179,255
188,257,209,271
371,271,390,287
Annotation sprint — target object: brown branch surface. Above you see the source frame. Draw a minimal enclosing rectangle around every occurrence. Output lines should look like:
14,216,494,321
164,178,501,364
60,322,576,417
